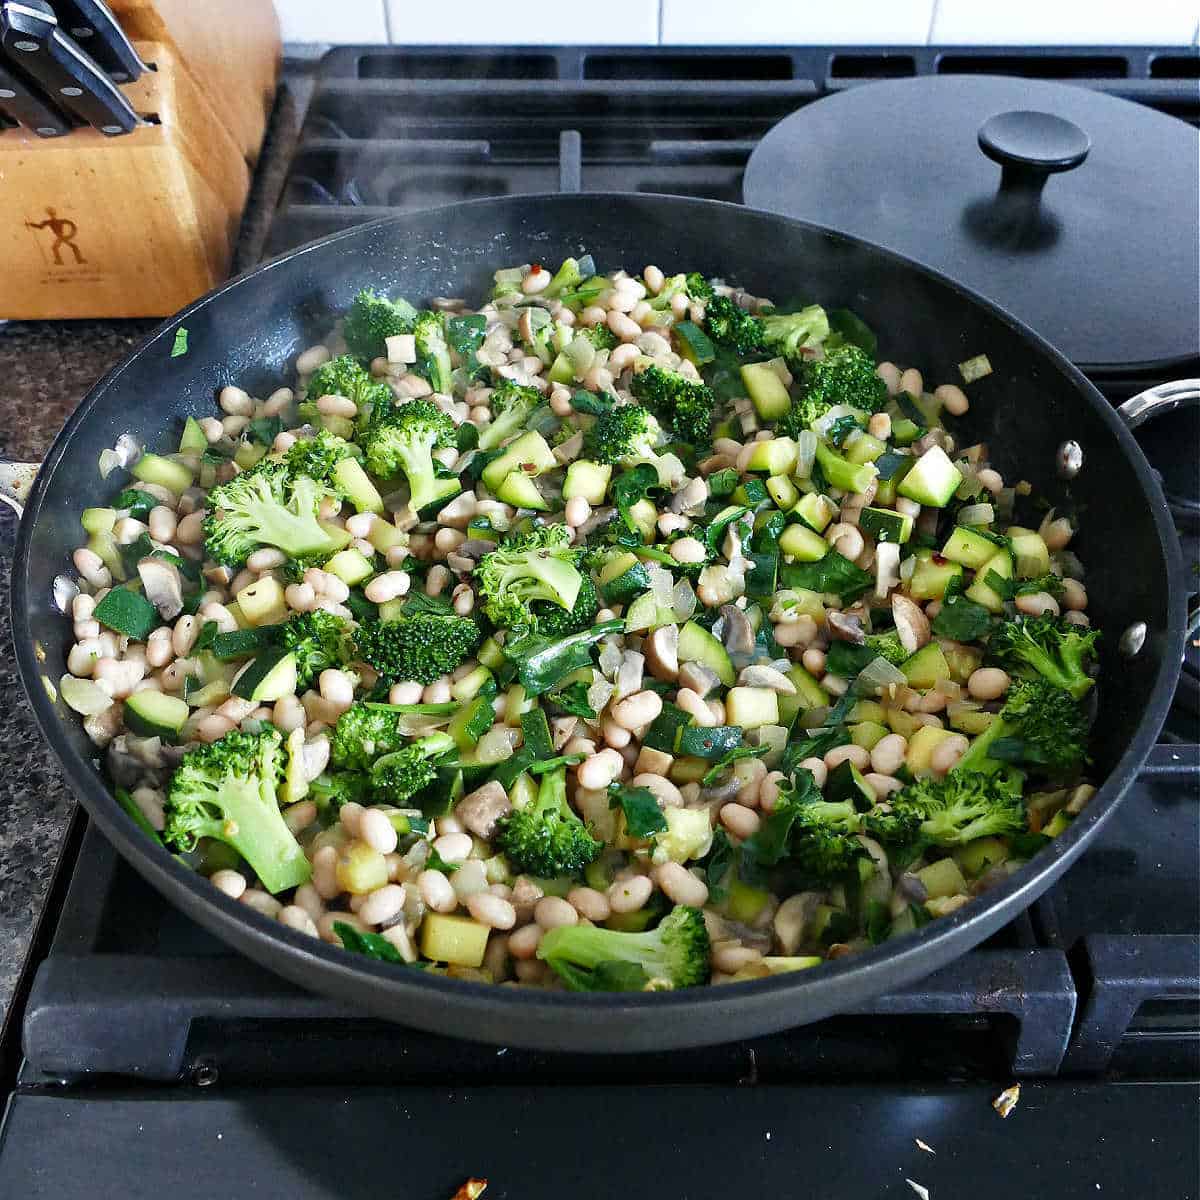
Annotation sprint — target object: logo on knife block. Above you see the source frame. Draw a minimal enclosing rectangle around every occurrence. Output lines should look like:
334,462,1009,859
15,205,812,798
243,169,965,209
25,207,87,267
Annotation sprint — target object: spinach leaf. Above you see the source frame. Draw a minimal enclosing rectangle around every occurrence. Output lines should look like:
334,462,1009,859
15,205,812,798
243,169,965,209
504,619,624,696
703,505,750,559
825,640,880,678
425,847,461,875
247,415,283,446
448,314,488,380
570,389,613,416
740,768,822,868
781,727,850,777
610,464,660,533
931,592,994,641
608,783,668,838
456,422,479,454
401,590,456,617
113,488,156,520
706,468,739,498
551,958,650,992
700,829,735,902
334,922,408,963
865,899,891,945
780,549,873,603
545,681,597,719
701,743,769,787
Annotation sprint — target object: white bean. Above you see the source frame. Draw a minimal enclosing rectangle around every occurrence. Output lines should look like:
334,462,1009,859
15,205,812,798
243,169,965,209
870,734,909,775
676,687,718,727
418,869,458,913
359,884,407,926
432,832,473,863
930,734,970,775
865,773,903,799
468,892,517,930
209,869,247,900
900,367,923,397
1015,591,1060,618
145,627,173,668
719,803,761,839
247,546,287,572
295,344,331,375
566,887,610,922
363,570,410,604
147,505,177,543
73,547,111,589
643,264,665,295
977,468,1004,495
876,361,902,395
606,310,642,342
631,773,683,808
607,874,653,914
507,924,542,960
669,537,707,564
577,748,624,791
272,693,306,733
827,524,864,562
171,615,200,656
654,862,709,907
799,757,828,788
534,896,578,930
241,890,283,920
360,808,399,855
611,689,663,732
278,905,319,937
219,385,253,416
967,668,1010,701
521,265,551,295
318,668,356,708
1061,579,1088,611
936,383,969,416
824,743,870,771
316,394,357,418
389,681,424,706
564,496,591,527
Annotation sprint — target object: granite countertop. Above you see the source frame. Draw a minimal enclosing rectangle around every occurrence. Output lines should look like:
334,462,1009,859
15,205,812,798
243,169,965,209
0,68,311,1038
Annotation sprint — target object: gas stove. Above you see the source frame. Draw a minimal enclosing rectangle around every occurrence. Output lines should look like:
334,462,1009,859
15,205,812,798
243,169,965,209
1,44,1197,1200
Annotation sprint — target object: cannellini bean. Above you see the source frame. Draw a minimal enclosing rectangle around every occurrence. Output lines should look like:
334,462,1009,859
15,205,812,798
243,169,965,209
292,883,326,922
295,344,331,375
219,385,254,416
196,714,236,743
467,892,517,930
1061,579,1088,611
246,546,287,572
608,874,653,914
827,523,864,561
825,743,870,771
936,383,969,416
389,681,424,706
418,869,458,913
632,773,683,808
534,896,578,930
930,734,970,775
713,943,762,974
318,668,356,709
359,884,406,926
423,678,452,704
94,656,145,699
976,468,1004,494
610,689,663,731
1041,517,1074,551
311,846,340,900
867,412,892,440
602,719,631,749
432,832,473,863
507,923,543,960
669,537,707,564
802,648,826,675
676,687,718,727
278,906,319,937
577,748,624,791
606,310,642,341
899,367,923,397
1015,591,1060,618
172,615,200,656
199,602,238,633
876,362,902,395
564,496,591,527
654,862,709,907
73,547,111,589
272,693,307,733
870,733,909,775
241,890,283,920
316,394,357,418
720,803,761,839
566,887,610,922
452,585,475,616
521,265,551,294
175,510,206,544
800,757,828,788
209,869,247,900
147,505,178,543
145,627,173,668
360,808,399,855
865,773,903,799
967,668,1010,701
426,564,450,596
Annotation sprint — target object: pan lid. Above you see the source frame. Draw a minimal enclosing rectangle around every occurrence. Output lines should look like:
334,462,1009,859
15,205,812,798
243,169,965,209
742,76,1200,374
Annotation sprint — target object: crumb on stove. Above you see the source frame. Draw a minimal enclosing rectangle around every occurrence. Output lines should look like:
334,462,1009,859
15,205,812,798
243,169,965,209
915,1138,936,1155
906,1179,931,1200
453,1181,487,1200
993,1083,1021,1118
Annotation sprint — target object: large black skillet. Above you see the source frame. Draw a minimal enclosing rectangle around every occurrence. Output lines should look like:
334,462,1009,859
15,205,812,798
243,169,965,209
6,195,1188,1052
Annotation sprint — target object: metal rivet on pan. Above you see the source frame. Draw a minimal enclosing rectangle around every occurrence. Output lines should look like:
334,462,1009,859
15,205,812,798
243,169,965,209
1119,622,1147,657
37,127,61,136
192,1062,219,1087
13,40,39,52
0,88,14,98
60,86,83,97
1056,440,1083,479
101,125,123,134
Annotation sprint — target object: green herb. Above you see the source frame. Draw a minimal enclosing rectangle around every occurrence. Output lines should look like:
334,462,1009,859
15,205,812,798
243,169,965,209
701,743,769,787
702,505,750,559
425,847,461,875
827,308,877,357
503,620,624,697
334,922,408,963
931,593,994,642
170,327,189,358
826,641,880,678
608,783,668,838
780,549,873,604
611,464,660,533
247,416,283,446
545,681,596,719
740,768,822,868
781,727,850,777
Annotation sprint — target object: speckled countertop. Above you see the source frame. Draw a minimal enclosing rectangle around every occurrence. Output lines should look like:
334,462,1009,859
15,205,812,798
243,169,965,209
0,67,311,1037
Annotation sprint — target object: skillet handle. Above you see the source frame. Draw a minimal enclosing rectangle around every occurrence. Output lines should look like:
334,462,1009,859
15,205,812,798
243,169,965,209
0,460,39,518
1116,378,1200,430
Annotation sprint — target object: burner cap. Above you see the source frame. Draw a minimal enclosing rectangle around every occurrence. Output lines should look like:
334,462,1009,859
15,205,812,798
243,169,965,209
743,76,1200,374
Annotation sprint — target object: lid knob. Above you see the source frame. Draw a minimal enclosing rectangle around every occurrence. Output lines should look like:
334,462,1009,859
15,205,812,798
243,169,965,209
978,110,1091,199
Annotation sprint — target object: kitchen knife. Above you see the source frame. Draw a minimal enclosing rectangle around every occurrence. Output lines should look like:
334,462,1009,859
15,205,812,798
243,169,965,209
46,0,147,83
0,48,71,135
0,0,138,134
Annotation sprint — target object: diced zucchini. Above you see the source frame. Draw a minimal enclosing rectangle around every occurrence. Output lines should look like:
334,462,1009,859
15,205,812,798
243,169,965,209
132,452,193,496
794,492,837,533
676,725,743,760
677,620,735,686
324,549,374,587
562,460,612,506
626,498,657,543
825,759,874,808
336,843,389,895
234,576,287,627
93,587,157,640
449,694,496,751
81,507,116,535
897,446,962,508
942,641,983,684
916,857,967,900
546,351,575,385
909,549,963,601
859,507,913,545
124,691,189,740
900,643,951,689
725,687,779,730
597,552,649,606
624,591,675,633
777,665,829,729
779,522,828,562
494,471,549,511
849,720,888,751
766,475,799,511
420,914,490,967
333,457,384,515
814,441,877,494
745,437,798,476
733,478,769,508
282,727,309,806
1009,527,1051,578
844,433,887,465
727,880,770,923
508,772,538,811
941,526,1002,569
178,417,209,454
481,431,556,492
232,647,298,702
318,520,354,553
886,708,924,738
953,836,1009,878
890,418,922,446
366,517,406,554
451,666,493,704
948,705,996,736
477,637,506,672
741,360,792,420
964,549,1013,613
906,725,958,773
675,321,716,365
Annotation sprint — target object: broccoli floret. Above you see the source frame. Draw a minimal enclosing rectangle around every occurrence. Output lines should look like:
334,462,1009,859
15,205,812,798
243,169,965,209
305,354,393,425
540,257,584,300
411,311,453,396
537,903,710,990
761,305,830,365
703,294,765,356
330,703,408,772
578,323,619,352
477,379,544,452
279,609,353,691
494,765,600,878
989,614,1099,700
353,614,481,686
865,629,909,667
629,363,715,447
955,676,1090,779
475,524,584,633
802,345,888,415
361,397,461,517
685,272,713,302
162,729,310,894
309,770,370,813
284,429,353,488
647,272,687,311
371,732,456,806
531,572,599,639
785,799,867,881
862,801,924,848
203,459,340,569
342,289,418,361
582,404,684,489
896,771,1025,847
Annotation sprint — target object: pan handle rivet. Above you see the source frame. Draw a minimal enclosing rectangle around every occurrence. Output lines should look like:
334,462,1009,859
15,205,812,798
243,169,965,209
192,1062,219,1087
1056,440,1083,479
1119,621,1147,657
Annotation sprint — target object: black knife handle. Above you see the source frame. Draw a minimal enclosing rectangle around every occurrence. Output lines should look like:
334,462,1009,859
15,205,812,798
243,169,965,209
1,0,138,134
0,50,71,135
45,0,146,83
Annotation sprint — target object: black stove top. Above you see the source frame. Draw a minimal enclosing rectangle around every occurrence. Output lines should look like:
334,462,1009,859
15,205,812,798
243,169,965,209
2,44,1197,1200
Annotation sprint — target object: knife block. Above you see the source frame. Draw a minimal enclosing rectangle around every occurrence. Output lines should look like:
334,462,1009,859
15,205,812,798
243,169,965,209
0,40,251,320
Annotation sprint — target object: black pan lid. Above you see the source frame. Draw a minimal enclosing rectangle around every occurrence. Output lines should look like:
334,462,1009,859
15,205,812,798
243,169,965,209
742,76,1200,374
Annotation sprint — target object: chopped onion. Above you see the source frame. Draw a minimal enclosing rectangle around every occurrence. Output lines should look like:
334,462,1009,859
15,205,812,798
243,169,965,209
587,676,614,716
749,725,787,764
795,431,817,479
476,725,518,765
577,254,596,279
875,542,901,598
598,638,623,680
959,354,993,383
493,266,524,288
564,334,595,375
671,578,697,623
645,562,675,600
813,404,865,439
853,656,907,696
59,674,115,716
98,449,122,479
900,554,917,583
958,503,995,527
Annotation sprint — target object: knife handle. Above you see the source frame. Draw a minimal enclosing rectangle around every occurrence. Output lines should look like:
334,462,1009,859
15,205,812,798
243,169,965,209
0,51,71,135
1,1,138,134
44,0,147,83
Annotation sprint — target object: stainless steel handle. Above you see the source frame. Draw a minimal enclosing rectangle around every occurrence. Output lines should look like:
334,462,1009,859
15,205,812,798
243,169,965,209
0,461,38,517
1116,378,1200,430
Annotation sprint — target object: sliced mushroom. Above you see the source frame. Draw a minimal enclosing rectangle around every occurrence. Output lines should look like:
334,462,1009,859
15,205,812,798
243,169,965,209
577,506,616,539
678,661,721,697
644,625,680,682
773,892,824,955
826,611,865,644
719,604,755,657
552,431,584,464
892,593,932,655
738,665,797,693
896,872,929,905
137,558,184,620
454,780,512,839
875,541,901,599
669,476,708,515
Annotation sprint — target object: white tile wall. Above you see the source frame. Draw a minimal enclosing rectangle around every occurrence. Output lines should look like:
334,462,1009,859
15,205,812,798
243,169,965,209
661,0,934,45
273,0,1199,44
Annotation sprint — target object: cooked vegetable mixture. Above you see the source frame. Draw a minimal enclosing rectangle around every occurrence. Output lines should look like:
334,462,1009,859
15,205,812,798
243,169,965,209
60,256,1100,991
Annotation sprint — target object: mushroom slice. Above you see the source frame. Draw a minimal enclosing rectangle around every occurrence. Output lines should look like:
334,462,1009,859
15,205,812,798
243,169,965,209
678,661,721,697
773,892,823,956
137,557,184,620
644,625,680,682
718,604,755,656
826,611,865,644
738,665,796,693
892,593,932,655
